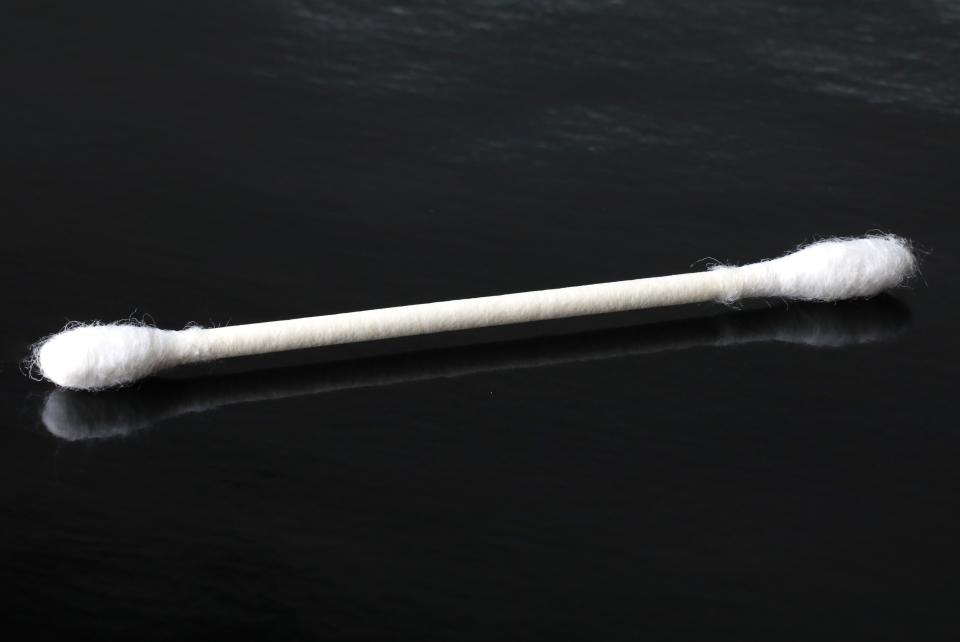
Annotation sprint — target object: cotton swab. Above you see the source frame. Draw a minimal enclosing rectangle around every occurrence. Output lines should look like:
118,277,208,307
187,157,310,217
40,297,911,441
30,234,916,391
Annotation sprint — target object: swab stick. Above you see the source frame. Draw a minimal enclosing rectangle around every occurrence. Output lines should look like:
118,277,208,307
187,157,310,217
30,234,916,391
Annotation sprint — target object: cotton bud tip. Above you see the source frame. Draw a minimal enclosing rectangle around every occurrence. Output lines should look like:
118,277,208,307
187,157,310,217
31,324,186,391
715,234,918,302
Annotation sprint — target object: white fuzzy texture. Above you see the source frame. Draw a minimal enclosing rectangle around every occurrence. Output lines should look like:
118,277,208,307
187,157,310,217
31,234,916,391
32,324,202,391
709,234,917,302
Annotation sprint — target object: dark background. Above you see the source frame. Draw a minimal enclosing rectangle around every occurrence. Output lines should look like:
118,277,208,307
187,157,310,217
1,1,958,639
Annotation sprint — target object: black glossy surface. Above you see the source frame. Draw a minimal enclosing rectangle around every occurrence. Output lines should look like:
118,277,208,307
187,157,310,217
1,2,959,639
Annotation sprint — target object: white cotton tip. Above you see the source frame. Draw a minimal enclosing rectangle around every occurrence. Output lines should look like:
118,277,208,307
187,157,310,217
31,323,189,391
715,234,917,302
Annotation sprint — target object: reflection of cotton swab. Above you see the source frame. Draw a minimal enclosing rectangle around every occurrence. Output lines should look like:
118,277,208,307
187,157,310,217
40,297,910,441
31,234,916,391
